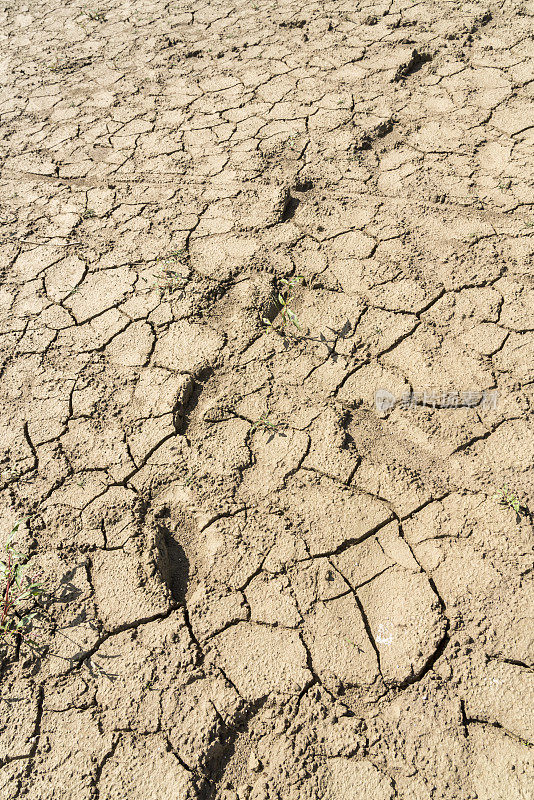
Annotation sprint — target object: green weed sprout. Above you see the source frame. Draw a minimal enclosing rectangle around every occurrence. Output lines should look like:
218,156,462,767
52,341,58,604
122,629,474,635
492,485,524,517
0,521,44,650
85,9,106,21
263,276,303,332
250,413,279,433
153,250,189,296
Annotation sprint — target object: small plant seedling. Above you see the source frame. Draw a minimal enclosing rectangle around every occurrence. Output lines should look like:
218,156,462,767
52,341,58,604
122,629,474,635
82,208,96,219
343,635,363,653
84,656,118,681
279,277,303,329
493,485,525,517
250,413,287,441
1,467,33,486
0,521,44,651
84,8,107,21
153,250,189,295
157,248,187,264
250,413,278,432
263,276,303,332
153,269,188,296
2,467,22,482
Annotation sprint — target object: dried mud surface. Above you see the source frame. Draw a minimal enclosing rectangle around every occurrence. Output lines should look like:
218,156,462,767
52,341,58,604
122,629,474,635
1,1,533,798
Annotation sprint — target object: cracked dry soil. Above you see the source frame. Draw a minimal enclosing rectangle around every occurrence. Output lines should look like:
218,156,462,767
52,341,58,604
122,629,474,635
0,1,533,799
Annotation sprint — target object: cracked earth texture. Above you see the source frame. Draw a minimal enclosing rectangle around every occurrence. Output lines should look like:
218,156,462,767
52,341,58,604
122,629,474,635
0,0,533,798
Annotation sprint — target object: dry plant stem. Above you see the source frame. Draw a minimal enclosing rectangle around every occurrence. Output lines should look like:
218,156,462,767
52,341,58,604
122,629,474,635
0,549,14,631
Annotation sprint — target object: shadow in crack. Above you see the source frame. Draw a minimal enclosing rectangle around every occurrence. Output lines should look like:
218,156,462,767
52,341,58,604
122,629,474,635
200,698,267,800
280,318,359,364
156,511,190,604
280,194,300,222
175,367,213,434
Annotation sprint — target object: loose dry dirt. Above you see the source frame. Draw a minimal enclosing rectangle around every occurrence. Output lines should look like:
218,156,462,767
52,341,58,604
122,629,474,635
1,1,533,798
